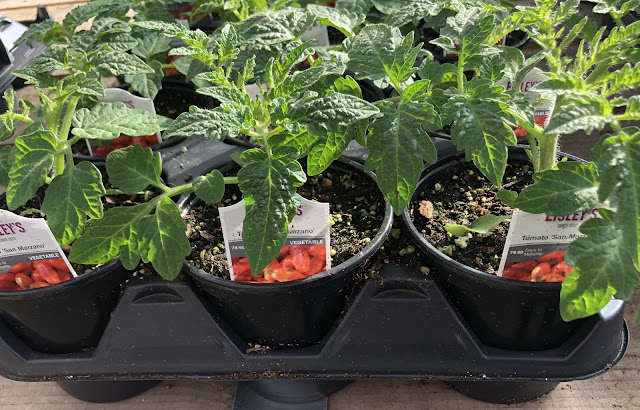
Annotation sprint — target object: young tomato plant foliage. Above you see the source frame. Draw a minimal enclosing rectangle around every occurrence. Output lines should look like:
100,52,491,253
420,0,640,321
0,14,171,251
87,14,380,278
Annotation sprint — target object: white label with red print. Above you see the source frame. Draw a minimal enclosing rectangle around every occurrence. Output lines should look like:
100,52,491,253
498,209,600,282
496,68,556,138
87,88,162,156
0,210,76,290
219,197,330,283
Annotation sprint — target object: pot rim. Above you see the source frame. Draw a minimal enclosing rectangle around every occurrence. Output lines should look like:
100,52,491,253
402,145,583,293
181,156,394,290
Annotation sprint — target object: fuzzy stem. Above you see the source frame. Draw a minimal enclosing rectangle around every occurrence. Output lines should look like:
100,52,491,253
537,133,559,171
53,96,80,177
20,208,44,217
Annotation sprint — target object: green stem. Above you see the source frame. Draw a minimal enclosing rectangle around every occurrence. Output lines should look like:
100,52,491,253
457,59,465,92
54,96,80,177
612,12,624,27
537,133,559,171
11,114,34,125
163,183,196,198
265,125,285,140
224,177,239,184
20,208,44,217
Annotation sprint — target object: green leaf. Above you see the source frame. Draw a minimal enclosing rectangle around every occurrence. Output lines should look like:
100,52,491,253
233,8,316,46
125,60,164,100
164,106,249,140
131,32,172,60
370,0,406,15
561,217,639,320
41,162,106,246
592,129,640,269
0,146,14,187
386,0,445,28
602,63,640,96
418,58,445,88
13,20,62,48
133,20,190,39
272,131,319,159
288,92,379,134
69,202,154,267
216,24,239,64
71,102,172,141
64,0,127,30
193,169,226,204
458,14,498,67
25,48,69,73
534,72,591,95
436,79,516,186
106,146,162,194
508,162,600,215
346,24,421,88
403,80,430,101
445,214,511,236
197,86,250,108
545,95,615,135
136,197,191,280
238,147,305,275
335,0,371,14
307,4,365,37
499,46,525,82
91,51,155,77
306,76,369,175
365,100,440,215
6,131,58,209
61,73,106,97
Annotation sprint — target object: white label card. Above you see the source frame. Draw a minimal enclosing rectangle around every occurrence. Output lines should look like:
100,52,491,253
496,68,556,137
87,88,162,156
0,210,77,279
498,209,600,282
219,197,331,283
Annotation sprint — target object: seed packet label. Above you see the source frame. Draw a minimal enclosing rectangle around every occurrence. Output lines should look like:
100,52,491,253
0,210,76,278
86,89,162,156
497,209,601,282
219,197,331,283
496,68,556,138
301,21,330,47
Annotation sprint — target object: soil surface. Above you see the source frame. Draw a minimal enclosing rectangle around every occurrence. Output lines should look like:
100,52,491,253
409,161,533,275
184,165,385,280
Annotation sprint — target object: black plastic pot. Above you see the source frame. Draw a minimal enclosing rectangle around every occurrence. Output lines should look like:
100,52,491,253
181,157,394,347
73,78,215,162
0,191,132,353
402,146,583,351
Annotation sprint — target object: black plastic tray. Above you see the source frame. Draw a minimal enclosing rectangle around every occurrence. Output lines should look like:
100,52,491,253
0,266,627,406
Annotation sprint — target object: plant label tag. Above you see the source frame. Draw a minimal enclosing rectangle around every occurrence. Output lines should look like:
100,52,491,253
496,68,556,138
0,210,77,287
219,197,331,283
497,209,600,282
301,21,330,47
86,89,162,156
